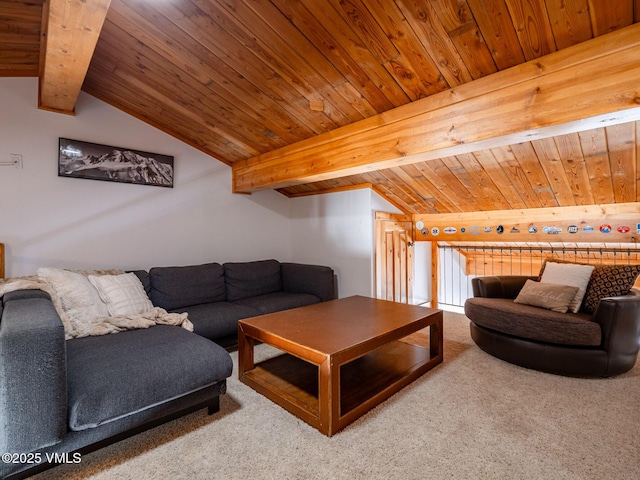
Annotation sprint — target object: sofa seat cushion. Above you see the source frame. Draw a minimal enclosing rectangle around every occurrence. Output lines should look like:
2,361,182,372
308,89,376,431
175,302,259,340
233,291,321,315
66,325,232,431
465,297,601,346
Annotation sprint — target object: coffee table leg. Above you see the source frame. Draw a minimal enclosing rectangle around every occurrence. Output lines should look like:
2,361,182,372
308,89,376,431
430,314,444,358
318,356,340,436
238,325,255,378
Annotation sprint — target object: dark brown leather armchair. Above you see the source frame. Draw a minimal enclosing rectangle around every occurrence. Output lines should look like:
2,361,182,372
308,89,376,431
464,276,640,377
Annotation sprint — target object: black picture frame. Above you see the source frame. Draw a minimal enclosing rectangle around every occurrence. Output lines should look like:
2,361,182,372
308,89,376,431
58,138,174,188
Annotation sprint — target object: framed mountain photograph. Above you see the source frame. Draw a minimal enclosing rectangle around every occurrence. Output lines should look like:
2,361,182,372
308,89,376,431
58,138,174,188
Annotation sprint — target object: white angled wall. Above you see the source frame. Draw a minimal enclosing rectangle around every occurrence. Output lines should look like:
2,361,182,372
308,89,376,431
0,78,291,276
1,78,407,298
289,189,401,298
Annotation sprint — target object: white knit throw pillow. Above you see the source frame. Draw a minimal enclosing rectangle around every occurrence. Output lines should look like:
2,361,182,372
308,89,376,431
539,262,595,313
37,267,110,336
88,273,153,316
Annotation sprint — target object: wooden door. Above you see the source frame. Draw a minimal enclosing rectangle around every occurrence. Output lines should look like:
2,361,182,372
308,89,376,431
375,213,414,303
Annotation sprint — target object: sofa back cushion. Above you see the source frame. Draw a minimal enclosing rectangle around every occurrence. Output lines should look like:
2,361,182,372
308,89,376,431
281,262,336,301
149,263,226,310
129,270,151,296
224,259,282,302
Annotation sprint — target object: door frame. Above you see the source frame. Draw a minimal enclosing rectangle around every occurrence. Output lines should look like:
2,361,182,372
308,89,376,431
374,212,414,303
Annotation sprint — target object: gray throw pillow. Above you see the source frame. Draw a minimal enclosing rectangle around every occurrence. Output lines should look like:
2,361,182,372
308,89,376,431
514,280,579,313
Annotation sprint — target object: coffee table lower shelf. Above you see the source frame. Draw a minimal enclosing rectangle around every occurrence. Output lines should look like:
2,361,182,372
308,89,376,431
240,339,440,435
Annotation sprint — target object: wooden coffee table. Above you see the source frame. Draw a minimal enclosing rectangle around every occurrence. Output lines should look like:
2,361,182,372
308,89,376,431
238,295,443,436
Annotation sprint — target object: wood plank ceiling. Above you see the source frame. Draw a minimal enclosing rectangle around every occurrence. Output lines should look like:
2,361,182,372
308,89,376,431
1,0,639,215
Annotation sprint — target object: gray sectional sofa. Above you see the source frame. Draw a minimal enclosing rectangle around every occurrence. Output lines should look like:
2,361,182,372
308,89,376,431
0,259,335,479
137,259,336,348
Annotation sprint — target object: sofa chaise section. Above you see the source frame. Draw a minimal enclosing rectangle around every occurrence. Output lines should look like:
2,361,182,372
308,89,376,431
0,289,232,480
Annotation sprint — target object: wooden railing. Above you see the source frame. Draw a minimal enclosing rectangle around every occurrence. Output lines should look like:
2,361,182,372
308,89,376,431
434,243,640,310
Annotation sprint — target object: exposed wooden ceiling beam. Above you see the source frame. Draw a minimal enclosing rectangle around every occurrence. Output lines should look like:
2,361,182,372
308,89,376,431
281,183,374,198
233,23,640,194
39,0,111,114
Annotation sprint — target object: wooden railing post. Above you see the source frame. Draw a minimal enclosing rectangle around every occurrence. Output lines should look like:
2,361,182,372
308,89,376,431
431,242,438,308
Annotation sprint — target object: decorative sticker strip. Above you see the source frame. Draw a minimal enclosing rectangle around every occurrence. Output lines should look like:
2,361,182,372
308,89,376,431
413,221,636,238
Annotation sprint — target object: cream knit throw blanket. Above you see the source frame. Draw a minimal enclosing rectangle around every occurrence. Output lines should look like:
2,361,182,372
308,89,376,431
0,272,193,339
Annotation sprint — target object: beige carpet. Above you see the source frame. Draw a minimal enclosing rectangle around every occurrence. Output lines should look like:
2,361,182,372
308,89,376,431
32,312,640,480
